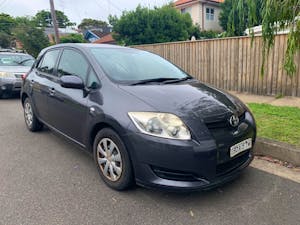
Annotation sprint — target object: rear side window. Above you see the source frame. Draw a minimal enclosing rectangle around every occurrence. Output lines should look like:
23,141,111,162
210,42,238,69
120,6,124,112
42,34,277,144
57,49,89,84
37,50,60,74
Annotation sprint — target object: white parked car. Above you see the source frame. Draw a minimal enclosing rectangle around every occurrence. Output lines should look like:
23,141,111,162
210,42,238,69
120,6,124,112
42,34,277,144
0,51,35,98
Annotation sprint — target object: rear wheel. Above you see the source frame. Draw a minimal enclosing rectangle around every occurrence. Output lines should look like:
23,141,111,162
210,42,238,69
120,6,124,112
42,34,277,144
93,128,134,190
23,98,43,132
0,89,6,99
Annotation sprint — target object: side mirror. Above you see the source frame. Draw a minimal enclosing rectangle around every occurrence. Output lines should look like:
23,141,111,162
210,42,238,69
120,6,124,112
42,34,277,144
60,75,84,89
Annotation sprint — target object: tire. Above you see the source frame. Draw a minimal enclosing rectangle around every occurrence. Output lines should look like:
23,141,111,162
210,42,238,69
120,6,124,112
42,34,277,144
93,128,134,191
0,89,6,99
23,98,43,132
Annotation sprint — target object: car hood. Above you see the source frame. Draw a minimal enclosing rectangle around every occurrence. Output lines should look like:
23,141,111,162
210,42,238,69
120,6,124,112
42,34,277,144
119,80,245,123
0,66,31,73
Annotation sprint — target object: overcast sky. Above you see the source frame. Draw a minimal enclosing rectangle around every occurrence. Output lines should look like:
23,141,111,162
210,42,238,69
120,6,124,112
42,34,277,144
0,0,172,25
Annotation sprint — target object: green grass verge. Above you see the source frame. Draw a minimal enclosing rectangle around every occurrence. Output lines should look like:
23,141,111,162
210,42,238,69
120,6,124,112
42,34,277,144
248,103,300,147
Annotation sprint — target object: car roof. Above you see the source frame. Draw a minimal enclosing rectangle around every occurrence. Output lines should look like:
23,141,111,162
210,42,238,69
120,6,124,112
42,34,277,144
38,43,144,59
0,52,32,57
41,43,132,54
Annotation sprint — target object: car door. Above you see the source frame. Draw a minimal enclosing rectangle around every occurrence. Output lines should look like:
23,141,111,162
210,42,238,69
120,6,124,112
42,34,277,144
30,49,61,121
46,48,90,144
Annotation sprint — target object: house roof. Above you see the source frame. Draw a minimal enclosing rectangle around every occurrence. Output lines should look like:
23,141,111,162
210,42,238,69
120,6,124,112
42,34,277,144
93,33,115,44
174,0,224,6
90,27,112,39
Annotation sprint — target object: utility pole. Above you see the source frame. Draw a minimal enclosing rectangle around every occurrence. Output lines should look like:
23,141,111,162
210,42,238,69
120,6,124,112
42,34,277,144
49,0,60,44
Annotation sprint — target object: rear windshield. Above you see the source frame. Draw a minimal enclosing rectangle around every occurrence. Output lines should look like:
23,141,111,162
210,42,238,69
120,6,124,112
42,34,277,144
90,48,188,83
0,54,34,67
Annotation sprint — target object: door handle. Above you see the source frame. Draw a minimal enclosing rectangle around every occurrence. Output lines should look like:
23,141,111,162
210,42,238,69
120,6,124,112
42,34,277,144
49,87,55,96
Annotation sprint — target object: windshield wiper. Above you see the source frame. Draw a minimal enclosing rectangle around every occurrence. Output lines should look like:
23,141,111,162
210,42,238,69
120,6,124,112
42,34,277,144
162,76,193,84
12,59,32,65
19,59,33,64
131,77,183,85
18,59,33,64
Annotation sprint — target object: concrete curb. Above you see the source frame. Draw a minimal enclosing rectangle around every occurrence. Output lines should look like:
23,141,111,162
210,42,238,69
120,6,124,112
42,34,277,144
254,137,300,167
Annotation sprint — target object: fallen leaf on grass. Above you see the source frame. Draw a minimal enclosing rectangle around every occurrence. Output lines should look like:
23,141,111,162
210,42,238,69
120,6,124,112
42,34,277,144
190,210,194,217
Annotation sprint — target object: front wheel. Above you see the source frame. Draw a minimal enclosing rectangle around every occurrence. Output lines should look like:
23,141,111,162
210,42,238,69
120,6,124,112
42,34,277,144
0,89,5,99
93,128,134,190
23,98,43,132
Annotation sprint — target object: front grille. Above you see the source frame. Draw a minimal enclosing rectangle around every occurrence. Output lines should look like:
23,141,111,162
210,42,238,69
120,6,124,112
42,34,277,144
151,166,198,181
206,120,228,129
216,150,250,177
14,73,23,78
206,112,246,130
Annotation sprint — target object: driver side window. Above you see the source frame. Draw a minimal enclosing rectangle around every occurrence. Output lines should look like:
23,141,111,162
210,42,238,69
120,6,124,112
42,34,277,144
57,49,89,84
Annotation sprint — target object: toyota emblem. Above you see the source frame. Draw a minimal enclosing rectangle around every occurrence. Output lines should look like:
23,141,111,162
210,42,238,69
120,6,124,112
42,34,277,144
229,115,239,127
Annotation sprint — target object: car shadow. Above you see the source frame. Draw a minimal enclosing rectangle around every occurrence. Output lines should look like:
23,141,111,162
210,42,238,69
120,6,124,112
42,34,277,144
0,93,20,100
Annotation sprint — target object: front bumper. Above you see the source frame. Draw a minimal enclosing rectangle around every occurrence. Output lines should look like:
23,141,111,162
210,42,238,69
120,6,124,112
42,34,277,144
123,112,256,191
136,153,253,191
0,78,22,93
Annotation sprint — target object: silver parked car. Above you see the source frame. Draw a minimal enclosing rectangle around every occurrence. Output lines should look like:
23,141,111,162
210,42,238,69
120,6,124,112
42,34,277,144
0,51,35,98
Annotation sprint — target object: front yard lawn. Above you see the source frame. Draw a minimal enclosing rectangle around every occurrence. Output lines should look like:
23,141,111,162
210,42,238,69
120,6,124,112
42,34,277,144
248,103,300,147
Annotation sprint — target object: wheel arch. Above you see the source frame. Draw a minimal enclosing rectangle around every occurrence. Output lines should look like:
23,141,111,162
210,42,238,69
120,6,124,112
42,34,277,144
88,119,127,153
21,92,29,106
88,119,137,174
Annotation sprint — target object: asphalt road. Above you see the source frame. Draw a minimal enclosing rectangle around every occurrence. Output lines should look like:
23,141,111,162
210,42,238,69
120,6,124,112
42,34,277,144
0,98,300,225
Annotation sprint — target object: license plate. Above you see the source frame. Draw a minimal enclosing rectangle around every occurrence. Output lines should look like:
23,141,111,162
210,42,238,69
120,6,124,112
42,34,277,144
230,138,252,158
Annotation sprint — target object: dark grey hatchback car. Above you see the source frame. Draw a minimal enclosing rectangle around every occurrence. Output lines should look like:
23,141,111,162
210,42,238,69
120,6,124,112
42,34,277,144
21,44,256,191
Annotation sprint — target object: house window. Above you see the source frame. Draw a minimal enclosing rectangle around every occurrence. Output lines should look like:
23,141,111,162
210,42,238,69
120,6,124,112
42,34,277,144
206,7,214,21
181,7,191,15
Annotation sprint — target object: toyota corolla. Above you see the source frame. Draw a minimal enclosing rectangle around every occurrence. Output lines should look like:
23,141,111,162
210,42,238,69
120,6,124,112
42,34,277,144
21,44,256,191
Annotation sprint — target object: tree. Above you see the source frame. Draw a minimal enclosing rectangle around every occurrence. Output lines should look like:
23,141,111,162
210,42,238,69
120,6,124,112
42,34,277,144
60,33,86,43
0,32,12,48
109,4,199,45
13,17,49,57
226,0,300,76
33,10,75,28
199,30,221,39
0,13,16,34
219,0,263,36
0,14,18,48
78,18,109,31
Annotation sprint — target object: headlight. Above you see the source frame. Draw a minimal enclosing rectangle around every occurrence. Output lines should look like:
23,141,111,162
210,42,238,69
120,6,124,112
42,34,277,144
0,72,15,78
128,112,191,140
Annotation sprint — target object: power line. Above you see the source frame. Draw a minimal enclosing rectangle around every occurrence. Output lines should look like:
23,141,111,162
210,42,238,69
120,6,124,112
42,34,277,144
0,0,8,9
104,0,122,13
94,0,121,17
70,0,83,24
94,0,111,20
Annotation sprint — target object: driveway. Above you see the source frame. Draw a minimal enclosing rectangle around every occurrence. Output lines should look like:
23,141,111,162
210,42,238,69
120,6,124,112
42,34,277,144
0,98,299,225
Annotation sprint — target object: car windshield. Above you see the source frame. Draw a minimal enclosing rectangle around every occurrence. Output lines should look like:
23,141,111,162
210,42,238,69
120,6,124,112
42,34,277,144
0,54,34,67
90,48,189,83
